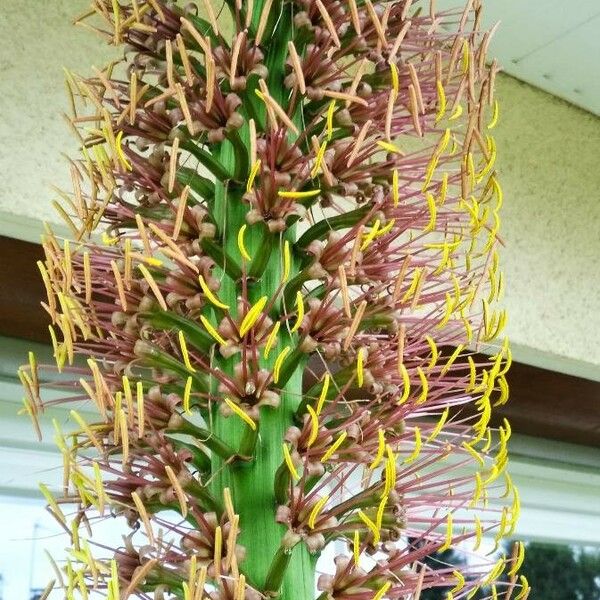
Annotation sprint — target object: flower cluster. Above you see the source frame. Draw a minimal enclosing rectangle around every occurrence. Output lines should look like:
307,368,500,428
20,0,528,599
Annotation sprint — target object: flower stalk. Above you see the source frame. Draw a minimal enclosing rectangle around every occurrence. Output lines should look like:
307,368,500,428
20,0,528,598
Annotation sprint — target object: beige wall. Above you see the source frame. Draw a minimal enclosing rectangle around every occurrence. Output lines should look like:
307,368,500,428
1,1,599,375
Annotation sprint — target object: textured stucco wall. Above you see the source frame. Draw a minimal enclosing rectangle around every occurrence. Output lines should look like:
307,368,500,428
493,76,600,371
0,0,115,226
0,2,599,372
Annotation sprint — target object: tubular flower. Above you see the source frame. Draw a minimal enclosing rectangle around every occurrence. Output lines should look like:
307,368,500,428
21,1,527,599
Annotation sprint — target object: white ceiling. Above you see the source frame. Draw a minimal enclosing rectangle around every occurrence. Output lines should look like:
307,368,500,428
438,0,600,115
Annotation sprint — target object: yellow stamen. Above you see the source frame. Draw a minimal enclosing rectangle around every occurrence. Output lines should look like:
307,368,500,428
397,363,411,404
373,582,392,600
291,291,304,333
236,224,252,263
200,315,227,346
449,103,463,120
273,346,291,383
306,405,320,447
508,541,525,577
383,444,397,495
246,159,261,194
392,169,399,205
369,428,386,470
311,139,328,178
436,80,447,122
183,376,193,414
377,140,404,155
282,443,300,480
278,188,321,199
316,373,330,415
263,321,281,360
488,99,499,129
426,408,449,443
449,571,465,595
462,441,484,466
321,431,347,462
239,296,268,338
198,275,229,310
115,130,132,171
308,494,329,529
416,367,428,404
424,192,437,232
224,397,257,430
404,427,422,464
326,100,336,139
357,509,380,544
356,348,366,388
439,513,453,552
178,330,197,372
375,493,388,530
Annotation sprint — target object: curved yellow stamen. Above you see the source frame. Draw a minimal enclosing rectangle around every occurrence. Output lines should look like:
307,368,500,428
237,224,252,262
278,189,321,199
474,515,483,551
508,541,525,578
426,407,449,443
375,493,388,529
435,80,447,122
263,321,281,360
198,275,229,310
377,140,403,154
356,348,365,388
357,509,380,544
200,315,227,346
360,218,381,251
397,363,411,404
425,336,438,369
439,512,453,552
326,100,336,140
311,140,327,178
224,397,256,430
404,427,422,464
392,168,399,205
462,441,484,466
183,375,192,414
115,130,132,171
316,373,330,415
373,581,392,600
291,291,304,333
246,159,261,193
178,330,197,372
449,103,463,121
390,62,399,95
239,296,268,338
308,495,329,529
416,366,428,404
306,405,320,447
273,346,291,383
282,443,300,480
450,571,465,595
369,428,386,470
383,444,396,495
424,192,437,232
321,431,347,462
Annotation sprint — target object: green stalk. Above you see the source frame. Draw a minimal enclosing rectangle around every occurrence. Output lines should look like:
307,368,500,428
204,5,316,596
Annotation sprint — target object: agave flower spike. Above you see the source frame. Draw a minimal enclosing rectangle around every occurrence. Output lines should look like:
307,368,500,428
20,0,528,599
